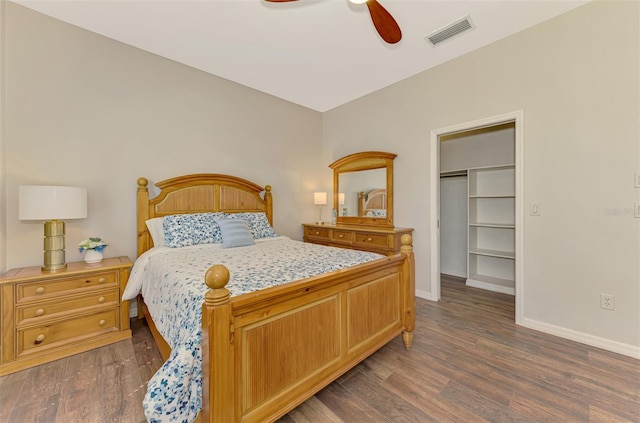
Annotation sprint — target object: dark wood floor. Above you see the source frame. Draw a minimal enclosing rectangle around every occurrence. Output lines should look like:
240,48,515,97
2,275,638,422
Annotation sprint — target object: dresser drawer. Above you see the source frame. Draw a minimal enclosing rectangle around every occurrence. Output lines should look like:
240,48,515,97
330,229,353,243
17,271,117,303
353,232,389,249
305,226,330,240
17,308,119,356
16,288,120,325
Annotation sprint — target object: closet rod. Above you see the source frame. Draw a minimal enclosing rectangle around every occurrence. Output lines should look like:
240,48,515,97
440,170,468,178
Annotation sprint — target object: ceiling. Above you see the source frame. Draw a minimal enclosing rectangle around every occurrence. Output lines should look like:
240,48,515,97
13,0,589,112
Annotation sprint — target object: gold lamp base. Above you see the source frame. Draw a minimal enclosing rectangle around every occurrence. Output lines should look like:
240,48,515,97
42,220,67,272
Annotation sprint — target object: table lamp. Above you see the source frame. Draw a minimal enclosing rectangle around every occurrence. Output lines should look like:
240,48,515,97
313,192,327,224
19,185,88,272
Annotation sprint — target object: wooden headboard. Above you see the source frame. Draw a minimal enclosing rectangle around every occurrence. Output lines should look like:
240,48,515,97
137,174,272,257
358,188,386,217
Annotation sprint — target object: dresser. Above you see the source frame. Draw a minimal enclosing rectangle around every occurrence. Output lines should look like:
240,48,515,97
303,223,413,256
0,256,132,375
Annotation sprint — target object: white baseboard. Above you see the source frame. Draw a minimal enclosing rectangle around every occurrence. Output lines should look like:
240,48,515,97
441,268,467,279
522,317,640,359
416,289,437,301
466,278,515,296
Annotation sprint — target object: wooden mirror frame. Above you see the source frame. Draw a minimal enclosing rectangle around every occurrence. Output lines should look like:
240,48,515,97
329,151,396,228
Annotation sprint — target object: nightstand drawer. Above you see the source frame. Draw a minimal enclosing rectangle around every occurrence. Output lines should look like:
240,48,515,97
353,233,389,249
16,288,120,325
330,229,353,243
17,308,119,356
17,271,117,303
305,226,330,240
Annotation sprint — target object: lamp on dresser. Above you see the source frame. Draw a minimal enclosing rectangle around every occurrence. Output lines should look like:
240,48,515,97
313,191,327,224
19,185,87,272
339,192,346,216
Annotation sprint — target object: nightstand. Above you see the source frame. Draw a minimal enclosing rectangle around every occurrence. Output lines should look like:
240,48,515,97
0,256,132,375
302,223,413,256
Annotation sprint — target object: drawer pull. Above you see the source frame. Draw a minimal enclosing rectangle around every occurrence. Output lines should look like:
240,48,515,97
35,286,45,294
35,308,45,316
99,319,106,326
338,234,344,238
98,277,106,283
98,296,106,303
34,334,45,345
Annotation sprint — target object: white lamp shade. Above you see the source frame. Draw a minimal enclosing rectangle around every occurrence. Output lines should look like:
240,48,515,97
19,185,88,220
338,193,345,205
313,192,327,206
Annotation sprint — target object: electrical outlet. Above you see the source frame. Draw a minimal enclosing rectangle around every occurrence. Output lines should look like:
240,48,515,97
600,294,615,310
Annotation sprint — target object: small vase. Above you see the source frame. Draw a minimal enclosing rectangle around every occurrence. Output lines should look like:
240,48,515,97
84,250,104,264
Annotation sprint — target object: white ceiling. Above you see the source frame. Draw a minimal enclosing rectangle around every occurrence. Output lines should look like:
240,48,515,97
13,0,589,112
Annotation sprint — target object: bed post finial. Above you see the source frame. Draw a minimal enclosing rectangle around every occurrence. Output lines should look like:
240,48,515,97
205,265,230,289
400,234,413,254
137,177,148,189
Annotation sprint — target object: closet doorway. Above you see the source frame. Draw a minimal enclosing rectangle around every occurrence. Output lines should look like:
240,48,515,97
429,111,524,324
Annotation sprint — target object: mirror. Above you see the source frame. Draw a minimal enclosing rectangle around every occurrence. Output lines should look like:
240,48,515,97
329,151,396,227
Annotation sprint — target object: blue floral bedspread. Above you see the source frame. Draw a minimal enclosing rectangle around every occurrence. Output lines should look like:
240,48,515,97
122,237,384,423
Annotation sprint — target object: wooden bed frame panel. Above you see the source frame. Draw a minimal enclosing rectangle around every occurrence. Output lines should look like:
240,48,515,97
136,174,415,423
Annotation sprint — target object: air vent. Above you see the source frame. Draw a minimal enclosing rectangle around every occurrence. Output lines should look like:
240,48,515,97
426,16,473,46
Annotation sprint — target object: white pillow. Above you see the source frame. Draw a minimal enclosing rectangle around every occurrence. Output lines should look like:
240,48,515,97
145,217,166,247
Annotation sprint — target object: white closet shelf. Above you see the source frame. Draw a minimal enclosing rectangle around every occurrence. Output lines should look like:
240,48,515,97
467,165,516,295
468,248,515,259
469,222,515,229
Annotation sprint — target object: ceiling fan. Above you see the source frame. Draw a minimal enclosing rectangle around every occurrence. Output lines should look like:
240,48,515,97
264,0,402,44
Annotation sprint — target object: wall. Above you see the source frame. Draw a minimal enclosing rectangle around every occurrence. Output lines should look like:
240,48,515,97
323,1,639,354
3,1,639,356
2,2,324,271
0,1,6,273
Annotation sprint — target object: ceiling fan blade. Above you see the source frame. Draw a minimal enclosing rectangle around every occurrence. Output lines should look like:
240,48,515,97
365,0,402,44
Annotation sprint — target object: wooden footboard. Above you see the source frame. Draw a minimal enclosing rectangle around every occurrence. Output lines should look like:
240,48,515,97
201,235,415,423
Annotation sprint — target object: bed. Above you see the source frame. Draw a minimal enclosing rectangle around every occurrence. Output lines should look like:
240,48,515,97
130,173,415,423
358,188,387,217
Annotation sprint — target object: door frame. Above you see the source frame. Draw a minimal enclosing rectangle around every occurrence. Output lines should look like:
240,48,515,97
429,110,524,324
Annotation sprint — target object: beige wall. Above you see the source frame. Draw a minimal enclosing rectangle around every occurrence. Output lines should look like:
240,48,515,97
2,1,638,355
323,1,639,353
0,1,6,273
2,2,324,270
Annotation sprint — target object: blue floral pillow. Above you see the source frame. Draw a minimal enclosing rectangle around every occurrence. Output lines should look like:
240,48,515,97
226,212,277,239
162,212,226,248
216,218,255,249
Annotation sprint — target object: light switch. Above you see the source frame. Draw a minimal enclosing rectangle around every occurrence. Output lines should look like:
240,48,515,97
635,172,640,188
635,202,640,218
530,203,540,216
